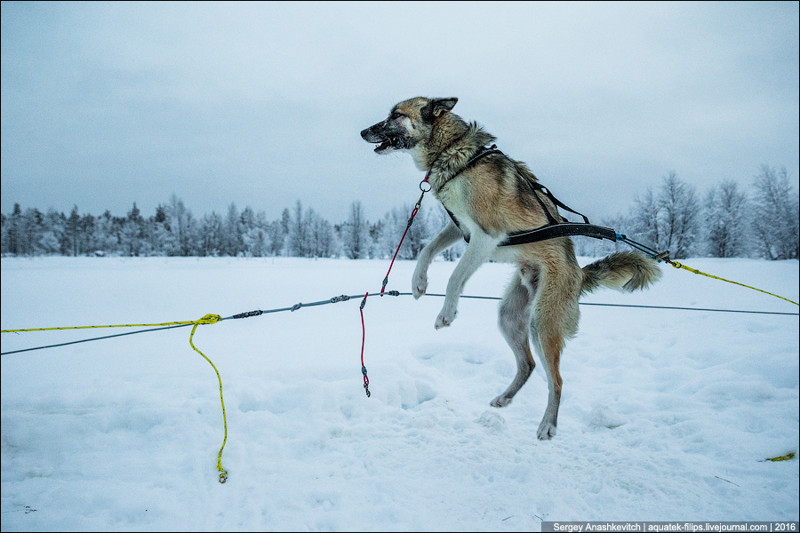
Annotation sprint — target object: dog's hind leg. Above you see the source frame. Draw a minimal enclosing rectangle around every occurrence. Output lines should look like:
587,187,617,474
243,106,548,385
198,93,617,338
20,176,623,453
528,262,581,440
490,267,535,408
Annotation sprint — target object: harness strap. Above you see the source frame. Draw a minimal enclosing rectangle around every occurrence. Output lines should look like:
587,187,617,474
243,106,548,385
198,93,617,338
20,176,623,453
500,223,617,246
524,180,590,225
435,144,502,194
444,207,616,247
438,144,615,247
524,181,563,226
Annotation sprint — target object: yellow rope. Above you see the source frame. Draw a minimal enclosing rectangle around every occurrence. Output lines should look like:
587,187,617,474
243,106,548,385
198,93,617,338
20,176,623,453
1,313,220,333
764,452,796,462
188,319,229,484
667,260,799,306
1,312,229,483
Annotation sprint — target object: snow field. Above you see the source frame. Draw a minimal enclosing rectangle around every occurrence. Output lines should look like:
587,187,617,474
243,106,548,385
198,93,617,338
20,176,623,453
1,256,798,531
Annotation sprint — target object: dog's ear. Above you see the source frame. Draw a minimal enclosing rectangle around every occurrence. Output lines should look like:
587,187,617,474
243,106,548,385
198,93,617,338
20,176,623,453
422,97,458,122
432,97,458,115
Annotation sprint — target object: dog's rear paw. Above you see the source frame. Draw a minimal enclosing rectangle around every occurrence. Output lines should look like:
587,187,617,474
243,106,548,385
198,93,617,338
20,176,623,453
490,395,512,408
537,421,557,440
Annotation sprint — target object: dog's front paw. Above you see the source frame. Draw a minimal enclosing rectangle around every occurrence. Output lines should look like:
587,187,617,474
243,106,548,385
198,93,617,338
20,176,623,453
434,307,456,329
412,271,428,300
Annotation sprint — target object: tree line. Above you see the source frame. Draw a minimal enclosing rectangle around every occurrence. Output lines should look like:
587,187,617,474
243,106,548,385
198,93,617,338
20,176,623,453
581,165,798,260
1,165,797,260
0,193,462,262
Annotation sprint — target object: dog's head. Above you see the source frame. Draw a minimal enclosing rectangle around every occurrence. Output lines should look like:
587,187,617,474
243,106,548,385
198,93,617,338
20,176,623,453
360,97,458,155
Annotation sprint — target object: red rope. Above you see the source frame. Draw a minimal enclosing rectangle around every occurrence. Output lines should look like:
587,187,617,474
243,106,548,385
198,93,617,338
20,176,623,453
361,174,431,397
380,176,430,295
359,293,370,397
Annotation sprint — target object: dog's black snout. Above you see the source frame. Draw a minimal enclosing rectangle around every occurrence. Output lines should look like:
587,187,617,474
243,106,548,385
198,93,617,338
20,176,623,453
361,122,385,143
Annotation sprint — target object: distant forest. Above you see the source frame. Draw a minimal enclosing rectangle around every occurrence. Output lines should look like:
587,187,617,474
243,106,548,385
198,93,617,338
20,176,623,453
2,165,797,261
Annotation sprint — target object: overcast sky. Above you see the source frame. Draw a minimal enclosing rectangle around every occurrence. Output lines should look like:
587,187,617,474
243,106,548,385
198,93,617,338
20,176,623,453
2,1,798,224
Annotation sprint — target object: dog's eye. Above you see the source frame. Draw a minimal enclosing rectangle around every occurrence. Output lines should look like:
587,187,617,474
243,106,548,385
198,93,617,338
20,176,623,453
390,111,404,120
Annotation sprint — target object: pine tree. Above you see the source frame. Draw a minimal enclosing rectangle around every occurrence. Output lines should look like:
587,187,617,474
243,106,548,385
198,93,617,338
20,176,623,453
342,201,369,259
288,200,307,257
120,203,144,257
65,206,82,256
223,203,243,256
94,210,118,255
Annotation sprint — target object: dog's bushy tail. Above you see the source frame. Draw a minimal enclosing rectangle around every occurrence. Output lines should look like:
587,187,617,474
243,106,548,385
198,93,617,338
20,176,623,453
581,252,662,295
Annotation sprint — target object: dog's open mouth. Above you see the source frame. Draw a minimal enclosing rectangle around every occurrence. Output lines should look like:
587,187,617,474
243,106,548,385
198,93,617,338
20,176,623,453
374,140,393,153
361,126,408,153
365,136,399,153
375,135,413,153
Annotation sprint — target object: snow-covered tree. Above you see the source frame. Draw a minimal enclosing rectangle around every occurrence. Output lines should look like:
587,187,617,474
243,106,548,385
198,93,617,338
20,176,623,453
222,203,244,256
629,173,700,259
163,195,197,256
94,210,120,255
198,212,224,257
629,187,661,252
656,172,700,259
704,180,748,258
749,165,799,260
65,205,82,256
241,209,270,257
287,200,308,257
308,211,338,258
341,201,370,259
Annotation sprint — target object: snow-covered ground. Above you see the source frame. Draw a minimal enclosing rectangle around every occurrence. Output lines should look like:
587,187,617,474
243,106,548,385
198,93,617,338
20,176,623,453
1,256,798,531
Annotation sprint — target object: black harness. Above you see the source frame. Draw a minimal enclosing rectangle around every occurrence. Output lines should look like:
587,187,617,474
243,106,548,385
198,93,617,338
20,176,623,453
437,145,618,246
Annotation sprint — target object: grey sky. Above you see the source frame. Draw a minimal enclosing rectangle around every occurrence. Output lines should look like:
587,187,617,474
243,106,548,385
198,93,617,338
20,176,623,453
2,1,798,224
